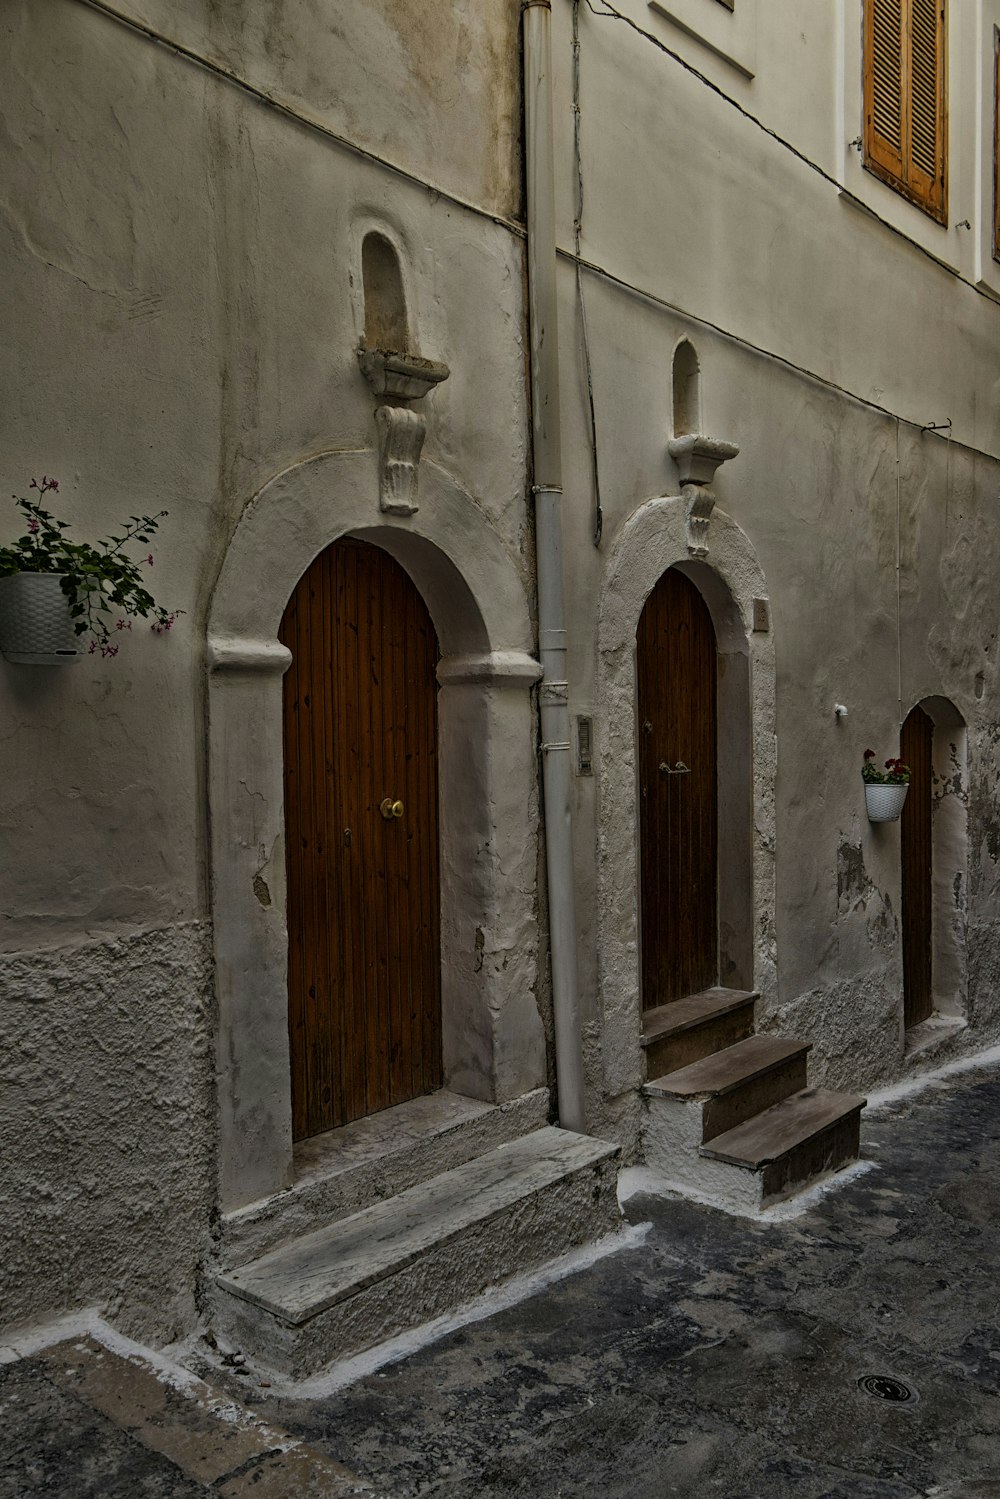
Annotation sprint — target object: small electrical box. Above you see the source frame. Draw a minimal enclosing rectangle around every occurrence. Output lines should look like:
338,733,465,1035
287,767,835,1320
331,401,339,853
576,715,594,776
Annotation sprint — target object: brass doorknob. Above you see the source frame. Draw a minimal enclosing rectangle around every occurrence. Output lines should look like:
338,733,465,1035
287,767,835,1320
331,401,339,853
380,798,404,820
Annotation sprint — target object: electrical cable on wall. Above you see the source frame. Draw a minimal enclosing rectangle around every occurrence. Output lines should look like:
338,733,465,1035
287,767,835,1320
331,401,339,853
77,0,996,468
560,246,999,467
580,0,999,313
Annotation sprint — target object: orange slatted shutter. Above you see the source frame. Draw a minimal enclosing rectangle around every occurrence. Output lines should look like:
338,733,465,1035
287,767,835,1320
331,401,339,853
865,0,906,186
864,0,947,224
907,0,946,222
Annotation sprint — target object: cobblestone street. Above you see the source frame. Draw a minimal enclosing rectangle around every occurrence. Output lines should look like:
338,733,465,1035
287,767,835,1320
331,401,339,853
6,1057,1000,1497
224,1058,1000,1498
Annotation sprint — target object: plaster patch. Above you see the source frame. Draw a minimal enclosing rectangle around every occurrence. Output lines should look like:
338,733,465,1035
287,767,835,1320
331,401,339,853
0,924,214,1345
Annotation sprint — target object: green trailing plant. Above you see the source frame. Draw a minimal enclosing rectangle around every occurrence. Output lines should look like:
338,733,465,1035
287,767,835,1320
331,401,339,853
862,749,911,785
0,477,180,656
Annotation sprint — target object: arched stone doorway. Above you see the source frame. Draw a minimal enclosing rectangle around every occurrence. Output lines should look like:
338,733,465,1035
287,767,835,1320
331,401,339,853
637,567,719,1008
597,499,776,1100
899,694,968,1035
280,537,443,1139
207,451,546,1213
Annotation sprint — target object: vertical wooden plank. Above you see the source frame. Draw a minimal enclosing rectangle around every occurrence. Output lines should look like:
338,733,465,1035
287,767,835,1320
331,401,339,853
384,548,407,1108
342,542,367,1126
278,592,303,1138
422,579,443,1094
364,545,386,1121
901,704,933,1027
401,568,420,1102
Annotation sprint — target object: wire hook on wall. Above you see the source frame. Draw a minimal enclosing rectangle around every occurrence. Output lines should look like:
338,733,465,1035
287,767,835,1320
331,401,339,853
920,418,952,435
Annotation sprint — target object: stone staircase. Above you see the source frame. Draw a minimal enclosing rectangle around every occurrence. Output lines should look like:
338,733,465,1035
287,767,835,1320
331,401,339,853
640,988,865,1213
211,1091,621,1379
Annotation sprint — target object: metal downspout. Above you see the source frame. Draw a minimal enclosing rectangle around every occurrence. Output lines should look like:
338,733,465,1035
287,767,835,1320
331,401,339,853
522,0,587,1134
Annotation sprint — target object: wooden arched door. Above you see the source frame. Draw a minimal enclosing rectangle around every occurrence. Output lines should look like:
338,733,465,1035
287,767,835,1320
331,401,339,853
279,538,442,1141
637,568,718,1009
901,703,933,1028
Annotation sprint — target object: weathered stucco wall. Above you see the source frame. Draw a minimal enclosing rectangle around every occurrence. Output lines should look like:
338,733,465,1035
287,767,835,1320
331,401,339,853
1,0,534,1339
0,925,214,1341
549,0,1000,1126
6,0,1000,1339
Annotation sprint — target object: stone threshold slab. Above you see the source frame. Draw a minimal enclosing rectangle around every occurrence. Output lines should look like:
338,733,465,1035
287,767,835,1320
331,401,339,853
220,1127,617,1326
292,1091,501,1186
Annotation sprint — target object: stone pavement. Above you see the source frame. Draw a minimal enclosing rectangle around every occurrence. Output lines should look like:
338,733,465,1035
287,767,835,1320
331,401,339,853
0,1333,390,1498
4,1058,1000,1497
224,1059,1000,1498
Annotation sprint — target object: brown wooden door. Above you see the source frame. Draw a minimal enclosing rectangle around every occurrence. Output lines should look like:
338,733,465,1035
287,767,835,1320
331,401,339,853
901,703,933,1028
637,568,718,1010
279,537,442,1141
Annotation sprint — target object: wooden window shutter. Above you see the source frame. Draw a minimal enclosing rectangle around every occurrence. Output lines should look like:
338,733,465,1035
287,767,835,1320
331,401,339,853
863,0,947,224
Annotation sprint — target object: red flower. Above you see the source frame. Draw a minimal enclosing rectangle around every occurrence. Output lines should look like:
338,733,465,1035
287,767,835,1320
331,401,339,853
864,749,876,760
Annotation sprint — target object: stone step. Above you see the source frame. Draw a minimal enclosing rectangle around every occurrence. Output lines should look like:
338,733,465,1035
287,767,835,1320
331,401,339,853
645,1034,811,1142
213,1126,621,1377
642,1079,865,1214
640,988,757,1078
701,1087,866,1205
219,1087,549,1265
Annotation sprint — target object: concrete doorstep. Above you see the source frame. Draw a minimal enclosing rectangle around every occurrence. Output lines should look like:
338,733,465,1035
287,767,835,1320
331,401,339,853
0,1323,394,1499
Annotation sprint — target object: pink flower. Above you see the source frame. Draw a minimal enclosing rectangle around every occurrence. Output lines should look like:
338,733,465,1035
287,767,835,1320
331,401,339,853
146,553,154,566
88,640,97,654
27,518,40,534
101,643,119,658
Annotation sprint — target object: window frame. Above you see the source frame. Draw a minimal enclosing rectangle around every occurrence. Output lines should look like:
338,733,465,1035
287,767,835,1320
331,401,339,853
863,0,948,226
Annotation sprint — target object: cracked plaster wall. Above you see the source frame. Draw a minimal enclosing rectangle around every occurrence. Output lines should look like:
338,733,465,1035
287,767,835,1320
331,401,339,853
0,924,215,1342
1,0,536,1337
549,0,1000,1130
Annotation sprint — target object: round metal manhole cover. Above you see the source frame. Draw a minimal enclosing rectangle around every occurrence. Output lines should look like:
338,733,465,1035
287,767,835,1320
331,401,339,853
857,1374,916,1403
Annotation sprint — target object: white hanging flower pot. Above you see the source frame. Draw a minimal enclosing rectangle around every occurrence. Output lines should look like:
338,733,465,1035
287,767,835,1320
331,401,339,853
0,573,80,665
864,782,909,822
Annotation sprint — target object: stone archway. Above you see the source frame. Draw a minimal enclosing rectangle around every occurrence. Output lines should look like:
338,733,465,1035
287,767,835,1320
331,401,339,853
596,498,776,1100
900,693,968,1035
207,450,546,1213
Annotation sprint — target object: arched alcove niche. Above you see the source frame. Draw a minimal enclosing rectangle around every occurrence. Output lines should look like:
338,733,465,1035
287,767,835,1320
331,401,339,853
672,339,701,437
206,450,546,1214
900,693,968,1034
361,230,409,351
596,497,776,1099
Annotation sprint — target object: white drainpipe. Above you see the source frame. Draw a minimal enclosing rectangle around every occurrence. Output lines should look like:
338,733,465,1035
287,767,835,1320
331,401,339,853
522,0,587,1134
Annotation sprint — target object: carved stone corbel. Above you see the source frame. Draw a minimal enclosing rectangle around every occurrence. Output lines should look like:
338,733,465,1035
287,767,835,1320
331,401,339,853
667,434,740,557
374,405,426,516
358,349,450,515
